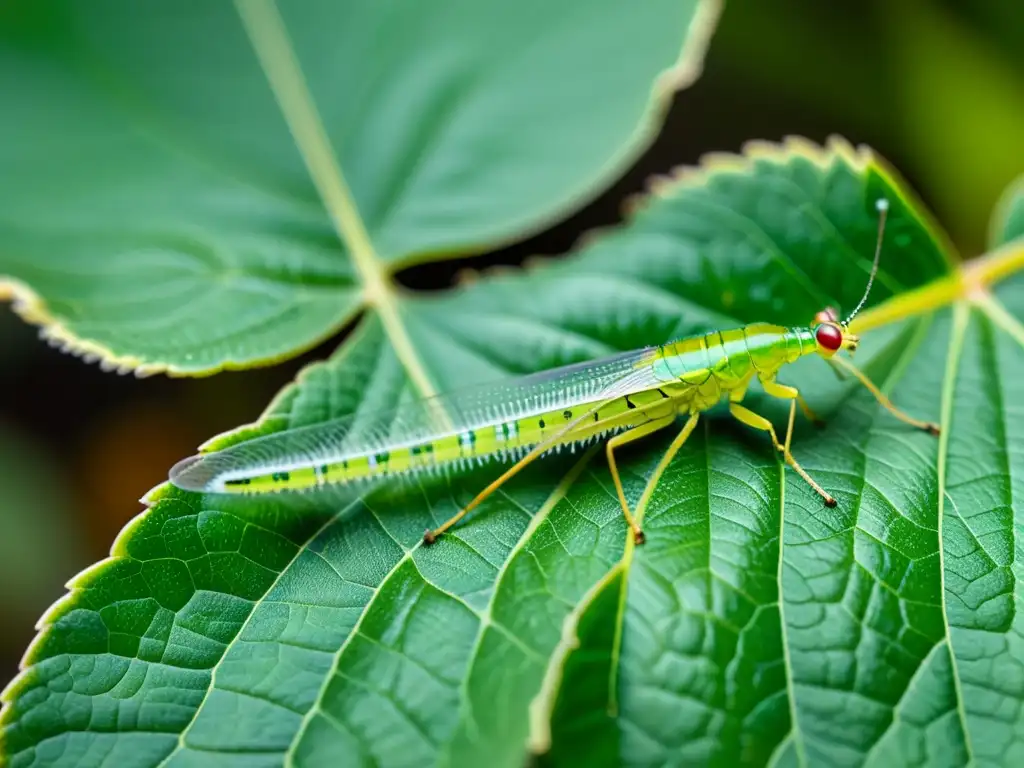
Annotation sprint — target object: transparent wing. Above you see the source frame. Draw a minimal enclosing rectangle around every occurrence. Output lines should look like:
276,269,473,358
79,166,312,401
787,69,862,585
170,346,670,492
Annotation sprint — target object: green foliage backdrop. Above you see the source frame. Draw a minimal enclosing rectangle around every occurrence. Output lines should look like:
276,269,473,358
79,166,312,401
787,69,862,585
3,2,1024,767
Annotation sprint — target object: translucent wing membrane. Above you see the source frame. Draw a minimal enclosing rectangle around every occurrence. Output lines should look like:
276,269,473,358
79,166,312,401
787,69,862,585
170,347,668,493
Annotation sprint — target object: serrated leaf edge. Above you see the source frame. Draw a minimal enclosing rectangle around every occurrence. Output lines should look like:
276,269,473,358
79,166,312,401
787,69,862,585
457,134,960,307
385,0,724,278
0,275,364,379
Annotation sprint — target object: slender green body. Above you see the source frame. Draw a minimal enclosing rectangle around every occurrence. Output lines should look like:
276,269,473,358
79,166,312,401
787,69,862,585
170,323,817,495
169,197,937,548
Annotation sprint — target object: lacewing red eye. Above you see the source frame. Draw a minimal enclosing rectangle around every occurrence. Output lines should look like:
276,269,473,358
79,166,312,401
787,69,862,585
815,324,843,351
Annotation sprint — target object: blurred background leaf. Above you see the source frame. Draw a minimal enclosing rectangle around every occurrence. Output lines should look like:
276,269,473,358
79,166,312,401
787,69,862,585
0,0,708,374
991,174,1024,248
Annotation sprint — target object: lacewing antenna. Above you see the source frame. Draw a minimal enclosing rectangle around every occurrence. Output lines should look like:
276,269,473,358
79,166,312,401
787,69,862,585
843,198,889,326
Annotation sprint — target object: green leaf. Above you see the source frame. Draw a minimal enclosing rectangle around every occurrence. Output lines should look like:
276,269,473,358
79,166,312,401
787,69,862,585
12,138,1024,767
0,0,713,375
991,174,1024,248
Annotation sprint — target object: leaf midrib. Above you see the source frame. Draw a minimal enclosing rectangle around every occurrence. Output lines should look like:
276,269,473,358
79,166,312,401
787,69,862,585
234,0,438,398
851,240,1024,336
